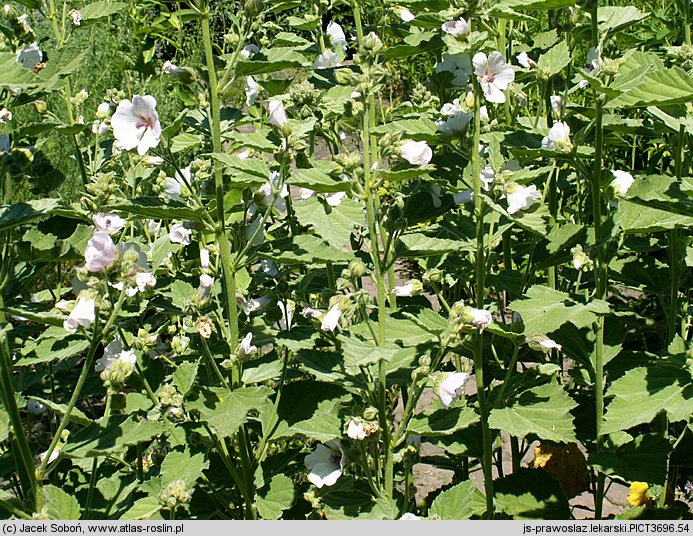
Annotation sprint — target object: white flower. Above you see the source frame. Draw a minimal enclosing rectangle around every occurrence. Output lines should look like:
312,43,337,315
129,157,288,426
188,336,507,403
69,9,82,26
480,164,495,191
197,275,215,302
436,54,472,87
16,42,42,70
584,46,600,75
169,223,191,245
610,170,634,196
200,248,210,271
473,51,515,104
91,120,109,135
302,306,324,319
304,440,346,488
93,213,125,235
240,44,259,59
433,372,469,408
237,294,271,316
399,513,421,521
550,95,563,117
165,166,191,201
63,293,96,333
111,95,161,156
516,52,536,69
237,332,258,359
454,189,474,204
506,184,541,215
144,155,164,166
135,272,156,293
257,170,289,211
541,121,572,152
393,280,423,297
276,300,294,331
84,232,117,272
480,105,489,122
268,99,288,129
162,60,183,75
539,338,561,351
436,99,473,134
400,140,432,165
39,448,60,465
0,108,12,124
326,21,347,51
314,50,340,69
347,419,366,440
441,18,470,37
398,7,415,22
245,76,259,106
320,303,344,332
465,307,492,331
571,245,592,271
54,300,70,312
27,399,47,415
246,215,264,246
95,337,123,372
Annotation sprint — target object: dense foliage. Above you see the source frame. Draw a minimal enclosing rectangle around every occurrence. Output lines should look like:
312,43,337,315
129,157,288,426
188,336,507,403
0,0,691,521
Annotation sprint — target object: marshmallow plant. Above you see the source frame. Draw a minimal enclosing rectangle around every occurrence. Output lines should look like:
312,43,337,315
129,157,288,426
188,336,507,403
0,0,688,523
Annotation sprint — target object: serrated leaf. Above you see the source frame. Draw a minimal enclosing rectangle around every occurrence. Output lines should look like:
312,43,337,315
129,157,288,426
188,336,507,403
190,386,272,439
256,474,295,520
492,0,576,11
43,485,81,519
28,396,92,426
0,52,45,89
259,235,352,264
429,480,486,519
64,416,166,458
289,167,350,193
598,6,649,35
111,197,203,222
15,336,89,367
489,383,577,443
0,199,60,232
603,365,692,434
495,469,570,519
160,449,208,486
0,406,8,443
607,67,693,109
408,406,479,437
172,361,198,397
235,48,308,76
397,233,473,256
537,41,570,78
294,197,362,249
150,235,183,271
122,496,161,520
509,285,609,336
170,133,201,153
80,1,127,20
589,434,672,485
371,118,439,142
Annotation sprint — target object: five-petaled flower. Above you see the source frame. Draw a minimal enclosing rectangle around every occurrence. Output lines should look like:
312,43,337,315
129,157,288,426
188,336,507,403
84,232,117,272
304,440,346,488
400,140,433,165
111,95,161,156
473,51,515,104
433,372,469,408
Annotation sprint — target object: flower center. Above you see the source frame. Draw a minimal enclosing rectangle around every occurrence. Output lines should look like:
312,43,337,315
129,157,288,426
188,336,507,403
136,116,153,129
329,454,341,465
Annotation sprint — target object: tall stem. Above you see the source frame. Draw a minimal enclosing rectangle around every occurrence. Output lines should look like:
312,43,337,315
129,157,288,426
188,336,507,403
472,83,494,519
201,9,239,352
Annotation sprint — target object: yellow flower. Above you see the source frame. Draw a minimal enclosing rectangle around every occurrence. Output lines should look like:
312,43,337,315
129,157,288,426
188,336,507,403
627,482,650,507
530,442,591,499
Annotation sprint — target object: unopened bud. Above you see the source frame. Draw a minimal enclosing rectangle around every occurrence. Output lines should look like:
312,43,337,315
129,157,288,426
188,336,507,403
33,100,47,114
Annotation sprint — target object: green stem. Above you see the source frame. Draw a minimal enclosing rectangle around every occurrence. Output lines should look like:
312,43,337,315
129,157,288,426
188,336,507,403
36,288,128,493
472,82,494,519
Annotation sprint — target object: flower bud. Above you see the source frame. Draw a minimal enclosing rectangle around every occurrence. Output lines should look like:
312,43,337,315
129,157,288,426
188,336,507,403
348,259,367,278
170,334,190,355
363,406,378,420
158,480,192,508
362,32,383,54
32,100,47,114
244,0,263,15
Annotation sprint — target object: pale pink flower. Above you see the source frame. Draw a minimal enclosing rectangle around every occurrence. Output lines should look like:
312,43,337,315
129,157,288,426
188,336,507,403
111,95,161,155
84,232,117,272
473,51,515,104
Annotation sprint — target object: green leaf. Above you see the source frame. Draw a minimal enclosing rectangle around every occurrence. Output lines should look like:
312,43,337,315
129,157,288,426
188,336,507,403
0,52,45,89
589,434,673,485
122,496,162,520
429,480,487,519
211,152,271,181
64,416,166,458
15,336,89,367
79,1,127,20
616,201,693,234
509,285,609,336
489,383,577,443
338,334,403,367
172,361,198,397
170,132,201,153
43,485,81,520
385,31,443,59
603,365,692,434
294,197,363,249
259,235,352,264
0,199,60,232
150,235,183,271
607,67,693,109
111,197,203,222
0,405,8,443
495,469,571,519
160,449,208,486
397,233,472,256
408,405,479,437
623,175,693,220
492,0,576,12
189,386,272,439
235,48,308,76
598,6,649,35
289,167,350,193
28,396,92,426
537,41,570,78
371,118,439,142
256,474,295,520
